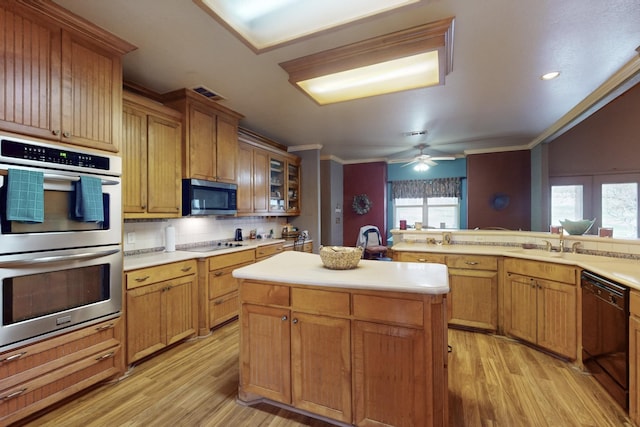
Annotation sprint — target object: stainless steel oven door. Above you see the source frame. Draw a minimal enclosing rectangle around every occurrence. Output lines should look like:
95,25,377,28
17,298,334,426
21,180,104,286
0,245,122,351
0,167,121,254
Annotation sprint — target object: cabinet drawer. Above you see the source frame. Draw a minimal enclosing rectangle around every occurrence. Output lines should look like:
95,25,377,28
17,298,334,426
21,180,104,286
210,291,239,327
446,255,497,270
292,288,350,316
353,294,423,327
209,249,255,270
396,252,445,264
631,291,640,317
255,243,284,259
0,344,120,425
505,258,577,285
241,281,290,306
126,260,197,290
209,261,252,298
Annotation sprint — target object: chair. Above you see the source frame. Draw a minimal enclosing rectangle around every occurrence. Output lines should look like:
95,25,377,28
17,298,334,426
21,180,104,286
356,225,388,259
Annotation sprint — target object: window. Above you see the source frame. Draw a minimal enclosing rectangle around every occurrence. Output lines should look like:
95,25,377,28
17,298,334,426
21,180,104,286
550,174,639,238
394,197,460,229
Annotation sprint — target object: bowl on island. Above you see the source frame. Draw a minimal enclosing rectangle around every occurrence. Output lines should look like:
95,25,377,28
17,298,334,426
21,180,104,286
560,218,595,235
319,246,363,270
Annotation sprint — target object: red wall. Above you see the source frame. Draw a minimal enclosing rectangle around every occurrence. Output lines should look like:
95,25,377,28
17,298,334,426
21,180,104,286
343,162,387,245
467,151,531,230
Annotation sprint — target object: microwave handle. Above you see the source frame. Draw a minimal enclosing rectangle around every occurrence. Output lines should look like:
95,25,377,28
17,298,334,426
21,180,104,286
43,173,119,186
0,249,120,267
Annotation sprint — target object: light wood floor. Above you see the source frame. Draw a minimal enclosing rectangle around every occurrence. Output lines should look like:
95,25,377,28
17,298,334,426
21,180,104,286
16,321,633,427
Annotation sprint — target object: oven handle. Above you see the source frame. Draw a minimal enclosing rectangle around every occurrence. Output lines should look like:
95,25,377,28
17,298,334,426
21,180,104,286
0,249,120,267
43,173,119,186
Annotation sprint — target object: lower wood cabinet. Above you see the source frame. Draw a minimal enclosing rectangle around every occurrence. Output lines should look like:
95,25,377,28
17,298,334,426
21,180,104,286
125,260,197,364
0,319,122,426
255,242,284,261
629,291,640,425
239,281,448,426
198,249,255,335
504,258,578,359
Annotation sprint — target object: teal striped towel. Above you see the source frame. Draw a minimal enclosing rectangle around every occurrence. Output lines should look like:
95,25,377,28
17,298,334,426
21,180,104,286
6,169,44,223
74,175,104,222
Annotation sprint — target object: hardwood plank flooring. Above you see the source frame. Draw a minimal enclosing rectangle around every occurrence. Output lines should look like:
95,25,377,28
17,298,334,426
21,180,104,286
15,322,633,427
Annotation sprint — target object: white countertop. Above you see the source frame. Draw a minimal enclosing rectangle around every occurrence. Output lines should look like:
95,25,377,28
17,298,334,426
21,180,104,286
124,239,293,271
232,251,450,295
392,242,640,290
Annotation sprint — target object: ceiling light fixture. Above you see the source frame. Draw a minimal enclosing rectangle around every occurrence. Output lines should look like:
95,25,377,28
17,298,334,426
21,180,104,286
194,0,422,53
413,162,430,172
541,71,560,80
280,17,455,105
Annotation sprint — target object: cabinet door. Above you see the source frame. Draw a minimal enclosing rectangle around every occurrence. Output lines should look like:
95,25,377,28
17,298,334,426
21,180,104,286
536,278,577,359
0,6,61,139
291,312,351,423
60,31,122,152
269,156,286,213
505,273,537,344
215,114,237,183
630,314,640,425
237,142,253,213
122,105,148,213
165,276,197,346
448,268,498,331
147,115,182,214
187,104,216,180
126,282,165,363
253,149,269,213
240,304,291,403
353,320,425,427
287,161,300,214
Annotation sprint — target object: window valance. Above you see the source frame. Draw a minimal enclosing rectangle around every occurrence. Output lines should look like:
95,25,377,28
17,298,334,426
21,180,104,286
391,177,462,199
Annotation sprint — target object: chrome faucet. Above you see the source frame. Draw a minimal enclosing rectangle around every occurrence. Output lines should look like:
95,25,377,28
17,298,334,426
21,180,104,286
571,241,582,254
558,233,565,253
543,240,552,252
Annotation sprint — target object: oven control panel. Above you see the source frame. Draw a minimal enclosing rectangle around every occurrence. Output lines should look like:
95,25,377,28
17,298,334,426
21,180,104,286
1,139,110,170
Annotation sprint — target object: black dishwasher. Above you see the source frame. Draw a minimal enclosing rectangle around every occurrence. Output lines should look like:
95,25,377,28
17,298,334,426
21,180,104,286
581,270,629,409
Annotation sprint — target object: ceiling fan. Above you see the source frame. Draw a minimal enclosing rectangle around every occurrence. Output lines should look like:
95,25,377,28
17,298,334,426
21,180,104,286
389,144,457,171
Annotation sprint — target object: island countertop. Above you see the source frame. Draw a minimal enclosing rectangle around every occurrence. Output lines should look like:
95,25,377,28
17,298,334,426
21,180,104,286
232,250,449,294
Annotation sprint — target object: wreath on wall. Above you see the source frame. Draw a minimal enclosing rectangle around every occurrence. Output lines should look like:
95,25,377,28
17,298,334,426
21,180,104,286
352,194,372,215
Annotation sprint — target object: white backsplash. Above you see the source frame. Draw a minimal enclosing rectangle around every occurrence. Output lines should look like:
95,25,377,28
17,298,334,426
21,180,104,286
123,217,287,253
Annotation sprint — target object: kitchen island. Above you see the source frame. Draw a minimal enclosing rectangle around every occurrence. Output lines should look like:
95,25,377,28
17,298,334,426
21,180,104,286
233,251,450,427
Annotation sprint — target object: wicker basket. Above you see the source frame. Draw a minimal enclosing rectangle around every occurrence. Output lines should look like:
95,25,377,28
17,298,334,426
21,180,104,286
319,246,363,270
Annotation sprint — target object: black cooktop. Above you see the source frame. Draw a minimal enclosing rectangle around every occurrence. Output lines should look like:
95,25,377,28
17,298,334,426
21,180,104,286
182,242,246,253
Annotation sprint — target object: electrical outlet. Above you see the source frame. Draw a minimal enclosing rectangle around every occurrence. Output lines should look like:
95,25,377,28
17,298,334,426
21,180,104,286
336,217,341,224
127,232,136,244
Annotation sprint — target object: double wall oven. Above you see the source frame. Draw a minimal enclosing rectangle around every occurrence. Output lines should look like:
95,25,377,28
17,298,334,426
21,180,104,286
0,135,122,351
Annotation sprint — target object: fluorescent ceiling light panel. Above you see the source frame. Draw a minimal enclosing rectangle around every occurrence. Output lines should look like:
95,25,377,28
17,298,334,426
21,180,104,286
298,52,439,105
194,0,422,52
280,18,455,105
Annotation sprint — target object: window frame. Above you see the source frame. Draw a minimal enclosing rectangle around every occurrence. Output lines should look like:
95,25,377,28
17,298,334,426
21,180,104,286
393,196,460,229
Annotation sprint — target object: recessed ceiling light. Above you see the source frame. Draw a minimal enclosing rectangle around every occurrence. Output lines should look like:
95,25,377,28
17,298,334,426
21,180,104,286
541,71,560,80
194,0,422,52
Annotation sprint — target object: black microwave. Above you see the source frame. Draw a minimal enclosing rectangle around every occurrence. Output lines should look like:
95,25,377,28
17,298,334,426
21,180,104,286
182,179,237,216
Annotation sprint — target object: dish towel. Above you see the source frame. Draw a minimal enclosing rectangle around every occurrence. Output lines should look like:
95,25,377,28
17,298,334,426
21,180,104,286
6,169,45,223
74,175,104,222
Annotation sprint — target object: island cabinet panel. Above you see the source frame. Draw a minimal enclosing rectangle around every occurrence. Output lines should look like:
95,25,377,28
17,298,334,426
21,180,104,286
353,320,425,427
240,304,291,403
291,312,352,422
239,278,448,426
504,258,578,360
630,290,640,425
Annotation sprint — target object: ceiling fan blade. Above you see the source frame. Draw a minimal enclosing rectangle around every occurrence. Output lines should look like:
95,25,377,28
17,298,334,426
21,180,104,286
400,159,418,167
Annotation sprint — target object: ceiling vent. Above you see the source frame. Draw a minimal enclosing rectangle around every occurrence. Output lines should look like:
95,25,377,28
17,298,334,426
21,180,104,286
191,85,224,101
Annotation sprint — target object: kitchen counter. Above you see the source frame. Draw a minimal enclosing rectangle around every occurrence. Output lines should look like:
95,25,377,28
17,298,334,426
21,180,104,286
391,242,640,290
124,239,292,271
232,251,449,294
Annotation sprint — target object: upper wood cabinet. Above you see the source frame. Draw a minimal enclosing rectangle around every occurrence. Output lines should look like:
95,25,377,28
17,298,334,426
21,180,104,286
122,91,182,218
0,0,135,152
162,89,243,184
237,128,301,217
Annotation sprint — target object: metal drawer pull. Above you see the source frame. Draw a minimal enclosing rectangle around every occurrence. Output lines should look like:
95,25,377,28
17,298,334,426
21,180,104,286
2,388,27,401
418,258,426,262
281,315,288,321
465,261,479,265
181,266,193,272
135,276,150,282
96,351,115,361
95,323,114,332
214,299,223,305
214,272,224,277
1,352,27,363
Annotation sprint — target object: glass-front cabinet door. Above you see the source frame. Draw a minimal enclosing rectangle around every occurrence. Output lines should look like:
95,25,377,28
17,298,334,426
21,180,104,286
269,156,286,213
287,161,300,214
